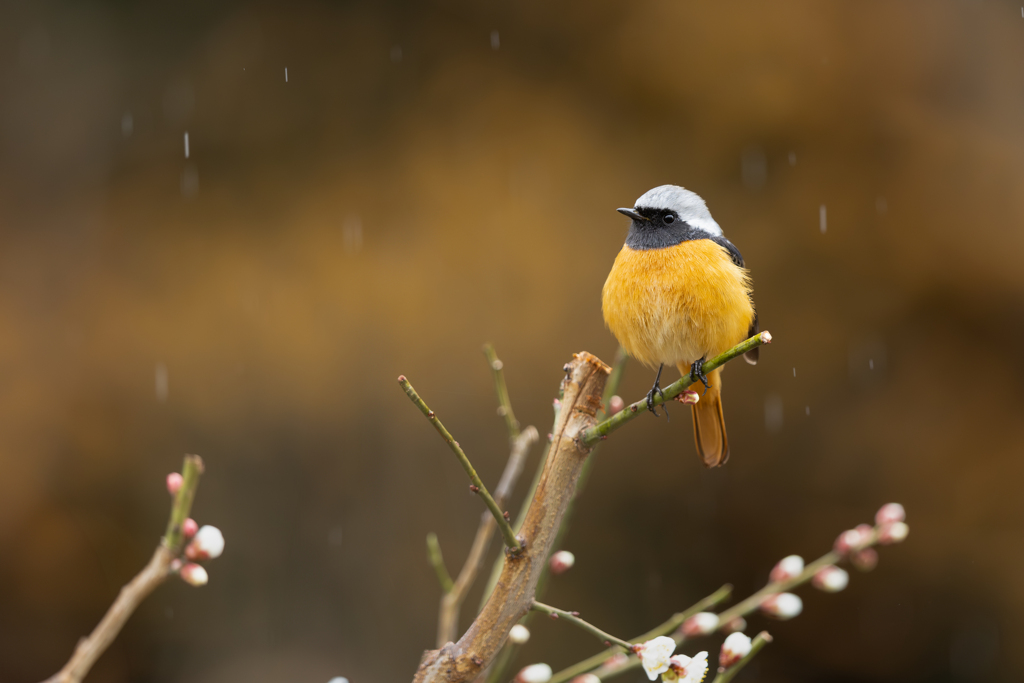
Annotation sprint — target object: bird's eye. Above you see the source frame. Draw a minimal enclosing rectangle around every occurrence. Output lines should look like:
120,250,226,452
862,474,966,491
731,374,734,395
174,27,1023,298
663,213,675,224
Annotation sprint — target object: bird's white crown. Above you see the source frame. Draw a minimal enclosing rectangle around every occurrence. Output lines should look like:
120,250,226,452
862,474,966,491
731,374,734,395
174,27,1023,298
634,185,723,237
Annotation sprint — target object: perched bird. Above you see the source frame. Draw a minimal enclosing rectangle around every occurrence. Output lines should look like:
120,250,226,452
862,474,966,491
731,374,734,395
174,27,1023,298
602,185,758,467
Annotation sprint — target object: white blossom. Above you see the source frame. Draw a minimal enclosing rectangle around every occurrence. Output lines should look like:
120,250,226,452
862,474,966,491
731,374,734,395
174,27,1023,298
719,632,752,669
813,565,850,593
637,636,676,680
761,592,803,619
516,663,552,683
663,651,709,683
681,612,719,636
186,525,225,560
769,555,804,582
509,624,531,644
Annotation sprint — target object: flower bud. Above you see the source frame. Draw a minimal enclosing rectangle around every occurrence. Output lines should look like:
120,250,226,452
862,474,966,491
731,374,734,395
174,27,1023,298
760,593,803,620
509,624,531,644
719,632,752,669
875,503,906,526
182,518,199,538
166,472,183,495
609,395,625,416
834,527,869,555
549,550,575,575
570,676,600,683
327,678,349,683
515,663,552,683
681,612,719,637
851,547,879,572
812,565,849,592
179,563,208,586
769,555,804,583
186,525,225,561
879,521,909,545
721,617,747,634
675,389,700,405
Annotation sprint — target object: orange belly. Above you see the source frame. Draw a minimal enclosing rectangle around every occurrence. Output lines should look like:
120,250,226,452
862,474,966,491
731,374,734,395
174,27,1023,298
601,240,754,368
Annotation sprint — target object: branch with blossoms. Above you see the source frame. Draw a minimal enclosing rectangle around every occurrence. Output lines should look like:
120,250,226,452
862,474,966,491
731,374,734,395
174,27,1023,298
40,454,226,683
399,334,773,683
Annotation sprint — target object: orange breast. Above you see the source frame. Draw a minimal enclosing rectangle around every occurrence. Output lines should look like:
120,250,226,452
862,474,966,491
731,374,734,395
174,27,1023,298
601,240,754,368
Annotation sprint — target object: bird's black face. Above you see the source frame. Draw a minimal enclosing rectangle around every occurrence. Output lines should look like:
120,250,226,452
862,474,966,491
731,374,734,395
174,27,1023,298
618,206,700,251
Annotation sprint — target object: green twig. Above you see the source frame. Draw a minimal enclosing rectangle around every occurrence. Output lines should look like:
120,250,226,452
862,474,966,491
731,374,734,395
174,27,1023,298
531,601,635,651
579,332,771,446
711,631,772,683
549,584,732,683
398,376,522,552
483,343,520,442
162,454,204,552
426,532,454,593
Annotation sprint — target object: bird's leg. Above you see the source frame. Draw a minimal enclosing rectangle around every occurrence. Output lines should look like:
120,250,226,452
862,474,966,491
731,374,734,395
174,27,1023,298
645,364,668,417
690,356,710,395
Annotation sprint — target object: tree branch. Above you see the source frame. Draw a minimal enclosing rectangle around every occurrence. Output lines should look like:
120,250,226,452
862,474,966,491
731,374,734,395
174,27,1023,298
42,454,205,683
530,601,634,650
483,343,520,442
427,533,455,594
411,352,611,683
579,332,771,446
711,631,772,683
436,427,539,647
399,376,522,552
548,584,732,683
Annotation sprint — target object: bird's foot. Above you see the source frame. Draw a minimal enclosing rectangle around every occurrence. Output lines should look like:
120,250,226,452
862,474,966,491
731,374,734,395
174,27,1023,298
646,364,668,418
690,357,710,395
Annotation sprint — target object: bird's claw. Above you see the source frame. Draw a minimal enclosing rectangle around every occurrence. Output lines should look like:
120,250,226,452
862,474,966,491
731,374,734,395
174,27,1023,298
691,357,710,395
646,363,668,418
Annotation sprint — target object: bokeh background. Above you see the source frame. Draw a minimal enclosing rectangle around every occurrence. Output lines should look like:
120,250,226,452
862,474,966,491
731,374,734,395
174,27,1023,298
1,1,1023,681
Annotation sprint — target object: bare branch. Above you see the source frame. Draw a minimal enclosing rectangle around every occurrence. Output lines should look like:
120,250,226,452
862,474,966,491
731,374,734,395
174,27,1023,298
483,343,520,442
412,352,611,683
530,601,634,650
398,376,522,552
427,533,455,594
436,427,539,647
43,454,205,683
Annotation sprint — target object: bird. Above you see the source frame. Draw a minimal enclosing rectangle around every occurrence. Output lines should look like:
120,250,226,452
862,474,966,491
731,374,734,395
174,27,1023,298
601,185,758,467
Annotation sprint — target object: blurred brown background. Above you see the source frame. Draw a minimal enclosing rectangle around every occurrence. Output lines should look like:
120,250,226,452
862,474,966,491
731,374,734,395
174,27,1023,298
1,0,1022,681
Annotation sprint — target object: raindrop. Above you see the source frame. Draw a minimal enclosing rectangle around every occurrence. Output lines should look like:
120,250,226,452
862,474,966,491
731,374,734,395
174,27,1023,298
284,67,288,82
155,362,169,402
819,204,827,234
805,406,810,416
184,131,190,159
792,367,796,377
390,45,403,63
121,112,133,137
788,151,796,166
869,358,874,370
491,30,500,50
328,679,349,683
764,394,783,433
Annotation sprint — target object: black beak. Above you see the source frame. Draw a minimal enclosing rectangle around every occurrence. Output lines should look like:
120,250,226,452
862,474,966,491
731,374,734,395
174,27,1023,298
617,207,645,221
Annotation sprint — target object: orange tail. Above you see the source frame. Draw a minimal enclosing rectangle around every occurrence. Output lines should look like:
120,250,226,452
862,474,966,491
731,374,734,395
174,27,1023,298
677,365,729,467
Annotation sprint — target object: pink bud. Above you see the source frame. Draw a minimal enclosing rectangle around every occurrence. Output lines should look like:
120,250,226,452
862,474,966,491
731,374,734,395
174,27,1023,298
851,547,879,572
834,528,868,555
609,395,625,416
681,612,719,636
878,521,909,545
166,472,183,495
185,525,225,561
570,676,600,683
179,563,208,586
549,550,575,575
719,631,752,669
769,555,804,583
675,389,700,405
760,593,803,620
182,518,199,538
812,565,849,592
875,503,906,526
721,617,747,634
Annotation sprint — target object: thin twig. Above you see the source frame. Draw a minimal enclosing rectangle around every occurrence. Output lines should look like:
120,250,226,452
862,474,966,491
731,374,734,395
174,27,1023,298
548,584,732,683
530,601,634,650
399,376,522,552
579,331,771,446
711,631,772,683
427,533,455,594
436,427,539,646
43,454,205,683
483,343,520,442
